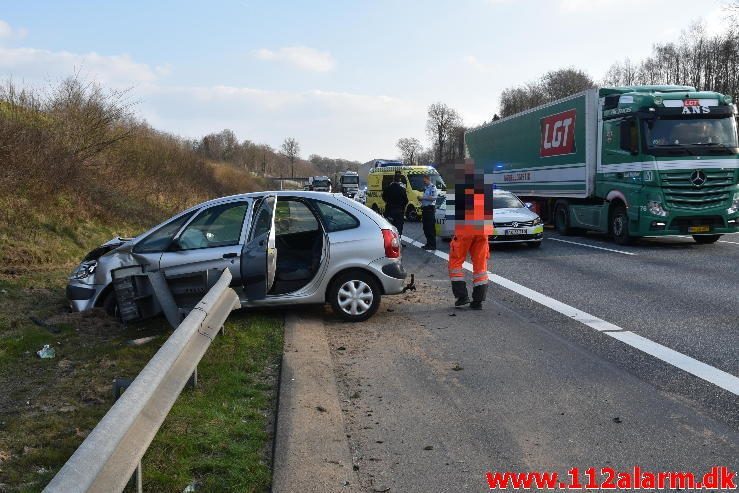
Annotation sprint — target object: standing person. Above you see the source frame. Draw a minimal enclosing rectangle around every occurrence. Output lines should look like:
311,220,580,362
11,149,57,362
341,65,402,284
382,171,408,236
420,174,438,250
448,160,493,310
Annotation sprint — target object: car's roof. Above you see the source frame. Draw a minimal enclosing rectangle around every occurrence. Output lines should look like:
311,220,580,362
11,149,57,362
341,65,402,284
194,190,345,209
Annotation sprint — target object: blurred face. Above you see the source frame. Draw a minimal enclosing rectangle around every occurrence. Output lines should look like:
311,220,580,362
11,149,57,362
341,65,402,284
423,175,430,186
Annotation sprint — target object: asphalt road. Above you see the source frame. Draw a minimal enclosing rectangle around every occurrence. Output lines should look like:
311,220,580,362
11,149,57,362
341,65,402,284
320,224,738,492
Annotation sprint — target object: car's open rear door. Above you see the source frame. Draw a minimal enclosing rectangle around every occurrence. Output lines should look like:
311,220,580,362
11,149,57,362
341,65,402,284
241,195,277,300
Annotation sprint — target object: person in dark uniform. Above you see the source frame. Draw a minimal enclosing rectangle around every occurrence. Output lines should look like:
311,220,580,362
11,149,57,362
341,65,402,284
382,171,409,236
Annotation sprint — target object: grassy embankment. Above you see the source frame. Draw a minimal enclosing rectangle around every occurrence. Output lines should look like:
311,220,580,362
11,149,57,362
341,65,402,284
0,78,283,491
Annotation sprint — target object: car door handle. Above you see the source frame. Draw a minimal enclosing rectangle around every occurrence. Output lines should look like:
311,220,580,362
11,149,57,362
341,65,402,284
223,252,238,259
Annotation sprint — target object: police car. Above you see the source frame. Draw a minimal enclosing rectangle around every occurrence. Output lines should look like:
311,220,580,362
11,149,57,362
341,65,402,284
436,189,544,247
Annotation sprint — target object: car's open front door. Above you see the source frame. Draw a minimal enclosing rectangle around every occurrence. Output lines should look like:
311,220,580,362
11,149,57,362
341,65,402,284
241,195,277,300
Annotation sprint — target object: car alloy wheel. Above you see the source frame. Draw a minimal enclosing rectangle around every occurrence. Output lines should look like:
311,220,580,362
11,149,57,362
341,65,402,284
329,270,381,322
337,280,373,316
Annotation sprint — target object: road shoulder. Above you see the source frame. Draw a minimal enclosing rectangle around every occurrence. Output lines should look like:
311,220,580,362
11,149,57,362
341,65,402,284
272,311,359,492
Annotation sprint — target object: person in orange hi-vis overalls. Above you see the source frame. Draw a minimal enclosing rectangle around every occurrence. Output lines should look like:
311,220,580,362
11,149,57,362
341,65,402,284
448,160,494,310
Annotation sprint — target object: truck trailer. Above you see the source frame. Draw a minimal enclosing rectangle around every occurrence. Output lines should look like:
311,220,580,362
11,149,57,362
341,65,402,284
465,85,739,244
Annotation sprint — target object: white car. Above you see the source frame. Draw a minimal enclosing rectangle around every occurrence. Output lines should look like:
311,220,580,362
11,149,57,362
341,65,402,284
436,189,544,247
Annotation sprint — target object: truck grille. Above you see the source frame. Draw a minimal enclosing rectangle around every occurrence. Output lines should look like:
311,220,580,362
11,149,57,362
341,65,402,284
661,170,735,210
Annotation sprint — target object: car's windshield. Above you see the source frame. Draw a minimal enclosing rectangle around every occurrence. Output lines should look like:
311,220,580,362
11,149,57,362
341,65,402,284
341,176,359,184
493,194,524,209
644,116,738,148
407,173,447,192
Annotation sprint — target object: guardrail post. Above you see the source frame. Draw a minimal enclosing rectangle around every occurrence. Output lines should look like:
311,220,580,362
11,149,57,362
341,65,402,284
188,366,198,388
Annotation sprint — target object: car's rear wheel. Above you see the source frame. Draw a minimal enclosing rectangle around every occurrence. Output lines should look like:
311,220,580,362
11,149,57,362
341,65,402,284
329,271,381,322
692,234,721,244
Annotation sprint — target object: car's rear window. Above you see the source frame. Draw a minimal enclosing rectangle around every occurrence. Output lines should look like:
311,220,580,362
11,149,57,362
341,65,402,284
313,201,359,232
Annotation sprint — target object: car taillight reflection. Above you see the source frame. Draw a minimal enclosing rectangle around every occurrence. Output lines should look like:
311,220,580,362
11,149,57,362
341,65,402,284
382,229,400,258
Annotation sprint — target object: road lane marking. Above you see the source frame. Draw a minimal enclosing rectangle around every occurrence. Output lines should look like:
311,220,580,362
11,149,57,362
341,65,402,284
401,235,739,396
719,240,739,245
547,237,637,255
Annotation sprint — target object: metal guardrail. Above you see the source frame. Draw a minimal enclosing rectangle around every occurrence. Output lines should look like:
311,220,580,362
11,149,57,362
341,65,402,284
44,269,241,493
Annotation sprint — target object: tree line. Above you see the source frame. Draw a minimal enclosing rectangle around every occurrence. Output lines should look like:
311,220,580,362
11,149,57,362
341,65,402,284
396,9,739,170
191,130,359,179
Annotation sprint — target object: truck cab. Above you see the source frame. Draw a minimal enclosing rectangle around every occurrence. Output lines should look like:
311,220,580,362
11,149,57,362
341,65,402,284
596,86,739,244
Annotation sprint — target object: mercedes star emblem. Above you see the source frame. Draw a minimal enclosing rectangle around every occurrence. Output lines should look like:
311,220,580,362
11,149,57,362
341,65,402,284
690,170,707,187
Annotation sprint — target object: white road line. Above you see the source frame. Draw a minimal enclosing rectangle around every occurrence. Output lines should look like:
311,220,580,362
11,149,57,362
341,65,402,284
719,240,739,245
401,235,739,396
547,237,637,255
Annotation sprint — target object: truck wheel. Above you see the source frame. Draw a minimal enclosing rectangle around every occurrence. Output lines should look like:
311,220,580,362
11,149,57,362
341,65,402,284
610,204,634,245
329,271,381,322
554,203,573,235
405,205,418,222
692,234,721,244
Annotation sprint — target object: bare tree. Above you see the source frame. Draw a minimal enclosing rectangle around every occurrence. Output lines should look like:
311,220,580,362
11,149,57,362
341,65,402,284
396,137,422,165
499,68,594,117
425,103,461,165
280,137,300,178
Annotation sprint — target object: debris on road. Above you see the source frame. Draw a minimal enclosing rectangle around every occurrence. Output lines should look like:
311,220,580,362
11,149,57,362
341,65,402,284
29,316,61,334
316,405,327,413
451,364,463,371
36,344,55,359
125,335,159,346
423,445,434,450
613,416,623,423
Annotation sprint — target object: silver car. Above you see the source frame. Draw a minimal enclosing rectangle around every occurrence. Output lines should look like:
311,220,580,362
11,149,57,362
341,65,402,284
66,191,407,322
436,189,544,247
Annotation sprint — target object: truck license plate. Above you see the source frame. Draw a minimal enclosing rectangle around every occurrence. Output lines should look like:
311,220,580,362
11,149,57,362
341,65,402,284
506,228,527,235
688,225,710,233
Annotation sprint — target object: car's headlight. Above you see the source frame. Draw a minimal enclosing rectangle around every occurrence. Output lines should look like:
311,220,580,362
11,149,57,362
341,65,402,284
647,200,668,217
71,260,97,280
728,192,739,215
532,217,542,226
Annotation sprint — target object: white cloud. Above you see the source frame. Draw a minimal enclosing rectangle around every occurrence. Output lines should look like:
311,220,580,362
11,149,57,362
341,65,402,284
463,55,499,74
253,46,336,72
558,0,642,11
0,19,27,40
0,46,160,87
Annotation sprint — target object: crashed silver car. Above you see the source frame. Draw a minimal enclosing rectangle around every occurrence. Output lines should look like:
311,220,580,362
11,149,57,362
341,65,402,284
67,191,407,322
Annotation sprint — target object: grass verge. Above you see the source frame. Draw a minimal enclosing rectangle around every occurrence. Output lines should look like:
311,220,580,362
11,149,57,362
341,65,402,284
141,312,284,492
0,268,170,492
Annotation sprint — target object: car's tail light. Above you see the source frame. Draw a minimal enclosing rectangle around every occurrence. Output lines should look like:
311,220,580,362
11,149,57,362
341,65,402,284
382,229,400,258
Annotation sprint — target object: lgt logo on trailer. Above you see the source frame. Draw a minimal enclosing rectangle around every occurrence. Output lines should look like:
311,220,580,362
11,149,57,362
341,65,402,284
540,109,576,157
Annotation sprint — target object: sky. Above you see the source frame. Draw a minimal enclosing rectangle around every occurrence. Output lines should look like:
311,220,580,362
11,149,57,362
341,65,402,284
0,0,732,161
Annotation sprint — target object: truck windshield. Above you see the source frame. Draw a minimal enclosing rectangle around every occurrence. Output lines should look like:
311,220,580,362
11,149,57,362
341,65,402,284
644,116,738,151
408,174,447,192
314,180,330,187
341,176,359,184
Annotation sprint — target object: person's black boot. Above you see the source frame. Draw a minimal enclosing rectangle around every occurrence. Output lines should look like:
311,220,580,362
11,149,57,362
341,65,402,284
451,281,470,307
470,283,488,310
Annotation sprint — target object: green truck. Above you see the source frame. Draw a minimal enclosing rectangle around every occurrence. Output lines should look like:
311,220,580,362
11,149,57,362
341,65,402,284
465,85,739,244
